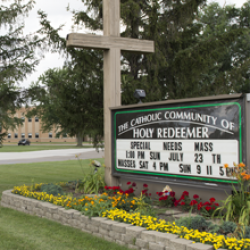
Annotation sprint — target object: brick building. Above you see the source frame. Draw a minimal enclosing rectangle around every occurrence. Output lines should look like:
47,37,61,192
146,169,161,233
4,107,76,143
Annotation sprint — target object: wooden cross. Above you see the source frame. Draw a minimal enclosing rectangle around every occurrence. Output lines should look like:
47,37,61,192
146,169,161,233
66,0,154,185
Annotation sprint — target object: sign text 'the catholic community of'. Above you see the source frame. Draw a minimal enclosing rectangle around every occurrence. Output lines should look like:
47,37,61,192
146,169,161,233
114,103,240,182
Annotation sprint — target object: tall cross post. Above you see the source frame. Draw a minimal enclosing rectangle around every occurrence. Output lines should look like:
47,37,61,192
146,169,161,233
67,0,154,185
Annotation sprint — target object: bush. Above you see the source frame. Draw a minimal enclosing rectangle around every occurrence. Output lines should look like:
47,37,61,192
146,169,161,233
220,221,237,235
176,215,210,231
243,226,250,238
41,183,64,196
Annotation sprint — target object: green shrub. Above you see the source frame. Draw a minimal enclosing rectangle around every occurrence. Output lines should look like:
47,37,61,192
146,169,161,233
41,183,64,196
176,215,210,231
83,160,106,194
220,221,237,235
208,221,237,236
243,226,250,238
208,223,221,234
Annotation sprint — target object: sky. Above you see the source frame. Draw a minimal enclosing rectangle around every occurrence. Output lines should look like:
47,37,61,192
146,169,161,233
6,0,247,88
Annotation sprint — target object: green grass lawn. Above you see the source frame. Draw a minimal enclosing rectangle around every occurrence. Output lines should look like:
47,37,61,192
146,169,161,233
0,159,130,250
0,159,102,196
0,145,93,152
0,207,129,250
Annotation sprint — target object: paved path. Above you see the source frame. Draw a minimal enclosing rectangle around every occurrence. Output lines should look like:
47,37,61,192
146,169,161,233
0,148,104,165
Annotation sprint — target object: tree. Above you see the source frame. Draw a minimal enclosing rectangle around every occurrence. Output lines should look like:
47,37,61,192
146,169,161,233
72,0,246,101
197,2,250,94
0,0,42,146
29,63,103,147
28,12,103,147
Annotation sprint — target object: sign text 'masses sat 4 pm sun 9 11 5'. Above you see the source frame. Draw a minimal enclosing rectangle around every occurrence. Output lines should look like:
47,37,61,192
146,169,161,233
111,94,247,186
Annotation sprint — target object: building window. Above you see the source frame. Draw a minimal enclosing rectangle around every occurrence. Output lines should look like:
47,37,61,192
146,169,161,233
7,133,11,139
63,133,67,138
49,133,53,138
14,133,18,138
28,117,32,122
28,133,32,138
21,117,25,121
21,133,25,138
35,133,39,138
35,117,39,122
56,133,60,138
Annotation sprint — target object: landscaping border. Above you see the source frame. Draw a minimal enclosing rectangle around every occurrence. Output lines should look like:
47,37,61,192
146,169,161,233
1,190,225,250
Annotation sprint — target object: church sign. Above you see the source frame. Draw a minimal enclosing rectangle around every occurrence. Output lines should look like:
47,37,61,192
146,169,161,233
111,94,247,185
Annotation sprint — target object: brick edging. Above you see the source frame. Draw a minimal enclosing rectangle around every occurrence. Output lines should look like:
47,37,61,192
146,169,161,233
1,190,223,250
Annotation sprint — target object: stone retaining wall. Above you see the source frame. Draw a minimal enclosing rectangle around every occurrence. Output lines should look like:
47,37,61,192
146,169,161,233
1,190,225,250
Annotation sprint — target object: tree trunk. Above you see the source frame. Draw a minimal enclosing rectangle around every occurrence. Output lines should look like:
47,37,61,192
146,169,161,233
76,131,84,147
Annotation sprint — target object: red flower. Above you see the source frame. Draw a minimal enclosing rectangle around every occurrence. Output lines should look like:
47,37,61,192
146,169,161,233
197,202,203,210
204,201,210,206
132,182,136,187
169,191,175,197
141,190,147,194
143,184,148,188
180,201,185,206
174,200,179,207
205,206,212,211
182,191,189,196
104,186,108,190
193,194,199,199
127,182,131,185
190,200,198,206
179,195,184,201
210,197,216,203
158,192,163,196
149,193,151,196
214,203,219,207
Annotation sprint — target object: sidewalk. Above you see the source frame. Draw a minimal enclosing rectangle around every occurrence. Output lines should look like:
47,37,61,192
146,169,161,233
0,148,104,164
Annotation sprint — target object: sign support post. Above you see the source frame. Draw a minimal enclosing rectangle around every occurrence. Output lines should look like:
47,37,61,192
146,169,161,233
66,0,155,185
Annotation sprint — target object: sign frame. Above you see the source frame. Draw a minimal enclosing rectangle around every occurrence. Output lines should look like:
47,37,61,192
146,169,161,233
111,94,248,190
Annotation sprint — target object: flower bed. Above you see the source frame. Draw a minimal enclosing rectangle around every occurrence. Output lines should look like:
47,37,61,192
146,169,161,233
10,180,250,250
102,209,250,250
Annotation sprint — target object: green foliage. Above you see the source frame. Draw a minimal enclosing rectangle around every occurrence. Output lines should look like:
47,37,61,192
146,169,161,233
82,195,115,218
41,183,64,196
220,221,237,235
28,11,103,148
243,226,250,238
176,215,210,231
0,1,43,146
134,193,155,216
72,0,250,103
208,223,221,234
83,161,106,194
214,163,250,226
